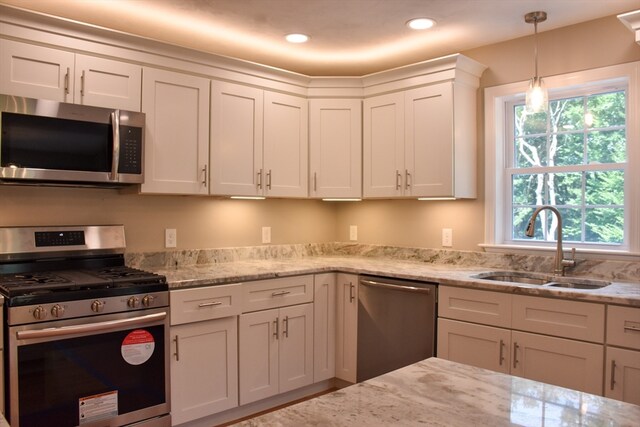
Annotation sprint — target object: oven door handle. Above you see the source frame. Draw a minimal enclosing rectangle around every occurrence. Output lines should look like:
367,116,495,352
16,312,167,341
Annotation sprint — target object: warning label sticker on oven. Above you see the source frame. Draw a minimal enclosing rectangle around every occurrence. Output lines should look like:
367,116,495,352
121,329,155,365
79,390,118,424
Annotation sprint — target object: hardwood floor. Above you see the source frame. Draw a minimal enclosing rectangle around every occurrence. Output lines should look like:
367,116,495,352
218,388,338,426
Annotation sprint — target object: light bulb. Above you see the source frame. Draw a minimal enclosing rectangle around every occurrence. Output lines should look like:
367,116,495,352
525,76,548,113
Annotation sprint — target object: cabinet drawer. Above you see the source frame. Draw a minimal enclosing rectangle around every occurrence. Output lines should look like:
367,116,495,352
242,275,313,312
512,295,604,343
607,305,640,350
170,283,242,325
438,286,511,328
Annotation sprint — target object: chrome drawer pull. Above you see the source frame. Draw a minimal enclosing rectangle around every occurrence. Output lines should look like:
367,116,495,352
273,317,279,340
198,301,223,308
174,335,180,361
499,339,505,366
610,359,616,390
513,342,519,369
283,316,289,338
623,325,640,332
271,290,290,297
349,282,355,303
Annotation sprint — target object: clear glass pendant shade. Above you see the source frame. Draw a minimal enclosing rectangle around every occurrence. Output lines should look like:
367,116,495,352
525,76,548,113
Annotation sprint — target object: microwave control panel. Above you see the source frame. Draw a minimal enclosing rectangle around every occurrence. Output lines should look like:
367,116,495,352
118,126,143,174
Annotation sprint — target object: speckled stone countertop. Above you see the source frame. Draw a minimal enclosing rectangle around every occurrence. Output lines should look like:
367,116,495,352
152,256,640,307
230,357,640,427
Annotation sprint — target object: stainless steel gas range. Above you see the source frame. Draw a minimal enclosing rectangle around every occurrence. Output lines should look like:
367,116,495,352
0,225,170,427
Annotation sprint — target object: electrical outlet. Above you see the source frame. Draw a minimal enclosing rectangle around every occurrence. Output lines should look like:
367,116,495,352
349,225,358,241
165,228,177,248
262,226,271,244
442,228,453,247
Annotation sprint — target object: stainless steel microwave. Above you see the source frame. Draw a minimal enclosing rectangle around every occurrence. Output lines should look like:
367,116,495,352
0,94,145,186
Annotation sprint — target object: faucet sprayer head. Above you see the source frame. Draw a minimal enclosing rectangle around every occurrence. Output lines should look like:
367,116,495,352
525,217,536,237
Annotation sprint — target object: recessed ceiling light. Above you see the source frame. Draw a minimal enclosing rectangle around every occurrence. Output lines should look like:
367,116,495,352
406,18,436,30
285,33,310,43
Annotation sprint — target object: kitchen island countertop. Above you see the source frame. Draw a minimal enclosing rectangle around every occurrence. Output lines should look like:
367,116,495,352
230,357,640,426
156,256,640,307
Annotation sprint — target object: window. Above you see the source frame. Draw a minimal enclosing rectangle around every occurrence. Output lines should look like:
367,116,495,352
484,63,639,257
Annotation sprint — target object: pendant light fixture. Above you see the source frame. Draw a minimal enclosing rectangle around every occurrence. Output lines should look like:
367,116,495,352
525,11,548,113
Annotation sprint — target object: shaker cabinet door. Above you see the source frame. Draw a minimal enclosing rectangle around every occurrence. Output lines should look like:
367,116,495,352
210,81,264,196
141,67,209,194
0,39,74,102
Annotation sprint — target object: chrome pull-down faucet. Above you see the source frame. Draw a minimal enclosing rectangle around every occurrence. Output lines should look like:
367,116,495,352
525,205,576,276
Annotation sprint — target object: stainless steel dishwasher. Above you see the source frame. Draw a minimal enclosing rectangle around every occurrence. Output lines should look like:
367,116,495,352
357,275,437,382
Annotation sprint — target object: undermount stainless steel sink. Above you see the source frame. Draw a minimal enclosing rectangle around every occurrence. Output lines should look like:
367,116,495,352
472,271,611,290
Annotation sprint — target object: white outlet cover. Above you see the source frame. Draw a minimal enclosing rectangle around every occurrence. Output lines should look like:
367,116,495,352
262,226,271,244
442,228,453,247
349,225,358,241
165,228,177,248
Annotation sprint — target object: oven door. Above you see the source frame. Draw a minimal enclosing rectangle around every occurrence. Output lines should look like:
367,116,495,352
8,308,170,427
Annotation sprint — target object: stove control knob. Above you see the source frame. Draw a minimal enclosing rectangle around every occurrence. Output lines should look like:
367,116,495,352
127,296,140,308
91,300,105,313
33,306,47,320
51,304,65,318
142,295,155,307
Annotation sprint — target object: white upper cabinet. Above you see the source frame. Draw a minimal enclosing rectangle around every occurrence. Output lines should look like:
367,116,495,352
0,39,141,110
364,81,476,199
263,91,308,197
74,54,141,111
141,67,210,195
309,99,362,198
210,81,264,196
210,81,308,197
363,92,405,198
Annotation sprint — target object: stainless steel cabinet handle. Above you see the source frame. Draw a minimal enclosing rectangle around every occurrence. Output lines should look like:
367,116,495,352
499,339,505,366
610,359,616,390
198,301,223,308
405,170,411,189
623,325,640,332
349,282,355,303
202,165,208,187
313,172,317,192
360,279,432,294
17,312,167,340
273,317,279,340
283,316,289,338
257,169,263,189
80,70,86,97
110,110,121,181
267,169,272,190
272,290,290,297
64,67,70,94
174,335,180,361
395,170,402,190
513,342,519,368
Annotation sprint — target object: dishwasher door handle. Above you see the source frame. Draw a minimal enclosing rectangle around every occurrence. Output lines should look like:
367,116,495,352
360,279,432,294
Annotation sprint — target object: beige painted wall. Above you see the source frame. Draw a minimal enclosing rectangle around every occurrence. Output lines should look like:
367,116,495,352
0,186,337,252
335,15,640,251
2,16,638,253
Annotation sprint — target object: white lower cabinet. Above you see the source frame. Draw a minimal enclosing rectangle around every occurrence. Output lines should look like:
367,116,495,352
605,347,640,405
239,303,314,405
438,286,605,395
169,283,242,425
438,318,511,374
335,273,358,383
604,305,640,405
313,273,337,382
170,317,238,425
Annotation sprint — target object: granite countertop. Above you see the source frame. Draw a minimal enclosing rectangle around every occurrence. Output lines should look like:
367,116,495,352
231,357,640,427
155,256,640,307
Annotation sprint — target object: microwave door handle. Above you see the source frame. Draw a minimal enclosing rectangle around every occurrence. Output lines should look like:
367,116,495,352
110,110,121,181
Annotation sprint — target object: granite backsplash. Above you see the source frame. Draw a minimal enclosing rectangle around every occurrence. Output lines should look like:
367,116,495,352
125,243,640,283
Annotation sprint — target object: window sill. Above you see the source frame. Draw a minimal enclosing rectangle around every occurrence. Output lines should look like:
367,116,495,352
479,243,640,262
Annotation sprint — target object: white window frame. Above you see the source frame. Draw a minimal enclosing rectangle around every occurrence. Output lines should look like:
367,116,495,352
483,62,640,260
